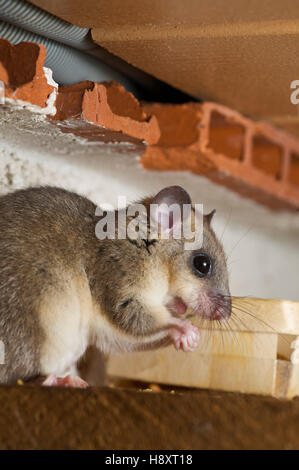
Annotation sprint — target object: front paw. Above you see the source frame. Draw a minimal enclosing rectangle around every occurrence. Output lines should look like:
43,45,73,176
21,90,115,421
169,320,200,352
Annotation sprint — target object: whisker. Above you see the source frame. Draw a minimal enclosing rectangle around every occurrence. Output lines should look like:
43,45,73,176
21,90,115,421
219,209,232,245
226,226,253,260
231,303,291,346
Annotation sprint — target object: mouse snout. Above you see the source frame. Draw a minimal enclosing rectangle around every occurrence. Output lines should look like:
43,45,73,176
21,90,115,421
196,289,231,322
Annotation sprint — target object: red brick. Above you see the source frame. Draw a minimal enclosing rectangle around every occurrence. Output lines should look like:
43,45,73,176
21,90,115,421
141,102,299,210
55,81,160,145
1,38,299,209
0,39,56,110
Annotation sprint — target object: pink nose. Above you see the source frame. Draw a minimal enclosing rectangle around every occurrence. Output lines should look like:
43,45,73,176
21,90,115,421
211,306,230,322
204,290,232,322
213,311,223,321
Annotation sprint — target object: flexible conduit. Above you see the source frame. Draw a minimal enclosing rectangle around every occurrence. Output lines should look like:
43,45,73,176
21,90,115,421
0,0,136,91
0,0,91,50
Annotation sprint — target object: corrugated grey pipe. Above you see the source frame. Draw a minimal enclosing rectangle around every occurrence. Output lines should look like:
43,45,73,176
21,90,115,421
0,0,92,50
0,0,138,92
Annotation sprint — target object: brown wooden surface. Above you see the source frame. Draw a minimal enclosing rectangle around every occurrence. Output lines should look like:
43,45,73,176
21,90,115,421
1,384,299,449
29,0,299,29
31,0,299,137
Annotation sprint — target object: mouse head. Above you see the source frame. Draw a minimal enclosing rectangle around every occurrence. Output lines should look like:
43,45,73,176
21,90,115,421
93,185,231,340
143,185,231,323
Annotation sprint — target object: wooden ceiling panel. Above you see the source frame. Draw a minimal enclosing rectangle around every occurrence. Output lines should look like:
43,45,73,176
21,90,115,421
30,1,299,135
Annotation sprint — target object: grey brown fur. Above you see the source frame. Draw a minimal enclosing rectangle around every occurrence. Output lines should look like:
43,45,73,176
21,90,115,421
0,186,230,384
0,187,97,382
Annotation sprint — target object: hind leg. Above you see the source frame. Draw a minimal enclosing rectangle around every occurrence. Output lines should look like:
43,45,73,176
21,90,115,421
42,373,88,388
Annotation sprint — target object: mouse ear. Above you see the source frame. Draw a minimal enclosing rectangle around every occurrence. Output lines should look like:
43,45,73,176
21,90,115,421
205,209,216,224
150,186,192,234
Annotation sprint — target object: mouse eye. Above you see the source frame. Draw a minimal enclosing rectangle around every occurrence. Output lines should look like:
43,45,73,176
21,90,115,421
192,253,212,277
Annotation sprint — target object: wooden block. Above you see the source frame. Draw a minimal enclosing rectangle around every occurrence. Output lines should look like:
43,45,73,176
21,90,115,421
214,298,299,334
107,298,299,398
107,332,278,395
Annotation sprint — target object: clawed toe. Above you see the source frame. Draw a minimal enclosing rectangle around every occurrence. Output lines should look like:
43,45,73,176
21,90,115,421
169,319,200,352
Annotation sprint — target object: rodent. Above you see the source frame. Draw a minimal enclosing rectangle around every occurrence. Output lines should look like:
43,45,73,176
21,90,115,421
0,185,231,386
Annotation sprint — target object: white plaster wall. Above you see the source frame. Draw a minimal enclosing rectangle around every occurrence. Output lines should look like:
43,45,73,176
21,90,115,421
0,106,298,301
